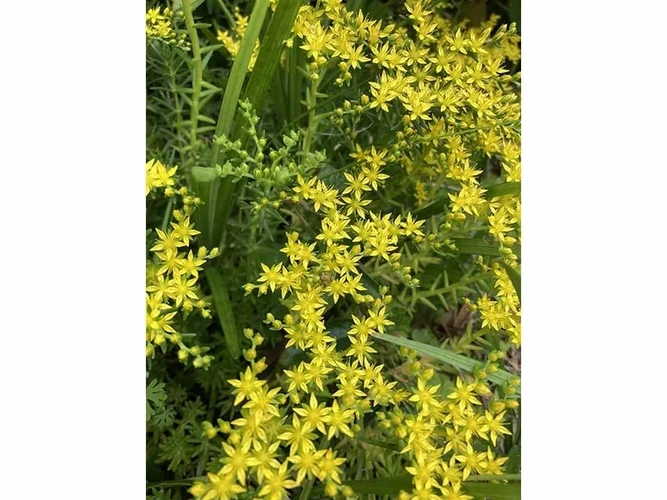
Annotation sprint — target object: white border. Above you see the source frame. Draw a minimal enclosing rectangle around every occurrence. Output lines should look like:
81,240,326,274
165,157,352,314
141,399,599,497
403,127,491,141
2,0,667,498
1,1,145,498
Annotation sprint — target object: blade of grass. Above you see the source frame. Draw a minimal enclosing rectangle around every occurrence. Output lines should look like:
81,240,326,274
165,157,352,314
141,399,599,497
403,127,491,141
242,0,305,114
372,332,520,393
209,0,270,167
204,266,241,359
464,482,521,500
202,0,270,243
452,238,522,259
452,238,502,256
486,181,521,199
340,475,520,497
466,474,521,482
205,0,304,249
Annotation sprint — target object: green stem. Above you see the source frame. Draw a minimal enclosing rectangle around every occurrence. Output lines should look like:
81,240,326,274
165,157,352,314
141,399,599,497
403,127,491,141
216,0,236,29
182,0,203,163
298,478,315,500
302,74,322,156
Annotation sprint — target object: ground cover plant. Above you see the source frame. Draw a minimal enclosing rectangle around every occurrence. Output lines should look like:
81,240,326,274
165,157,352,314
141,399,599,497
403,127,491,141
146,1,521,498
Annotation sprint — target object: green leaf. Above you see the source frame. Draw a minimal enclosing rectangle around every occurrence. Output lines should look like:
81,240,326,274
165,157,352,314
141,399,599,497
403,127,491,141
372,332,520,394
452,238,501,256
342,475,520,497
243,0,306,114
463,482,521,500
204,267,241,359
414,198,447,219
506,445,522,474
146,379,167,422
486,182,521,199
212,0,270,150
191,166,217,182
203,0,305,249
197,0,272,247
353,436,401,452
467,474,521,482
452,238,522,259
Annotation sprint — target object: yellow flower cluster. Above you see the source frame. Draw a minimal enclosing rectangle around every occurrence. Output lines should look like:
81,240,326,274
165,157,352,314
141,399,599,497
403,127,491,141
146,160,219,367
191,162,517,499
292,0,523,350
146,6,189,48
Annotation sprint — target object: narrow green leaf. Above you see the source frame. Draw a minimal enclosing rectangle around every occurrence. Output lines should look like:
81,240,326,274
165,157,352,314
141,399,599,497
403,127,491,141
354,436,401,452
452,238,502,256
486,182,521,199
210,0,270,165
243,0,306,113
505,445,521,474
197,0,271,247
200,43,224,55
463,482,521,500
466,474,521,482
342,475,520,497
204,267,241,359
204,0,304,249
372,332,520,393
414,197,447,219
452,238,522,259
191,166,217,182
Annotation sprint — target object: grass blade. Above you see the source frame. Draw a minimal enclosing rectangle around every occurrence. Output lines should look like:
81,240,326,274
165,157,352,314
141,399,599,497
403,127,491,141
205,0,304,249
452,238,502,256
341,475,520,497
196,0,271,247
372,332,520,393
242,0,306,114
464,482,521,500
210,0,270,164
204,266,241,359
486,181,521,199
452,238,522,259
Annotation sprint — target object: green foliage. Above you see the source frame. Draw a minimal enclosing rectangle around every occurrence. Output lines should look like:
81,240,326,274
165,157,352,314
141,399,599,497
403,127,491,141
147,378,168,422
